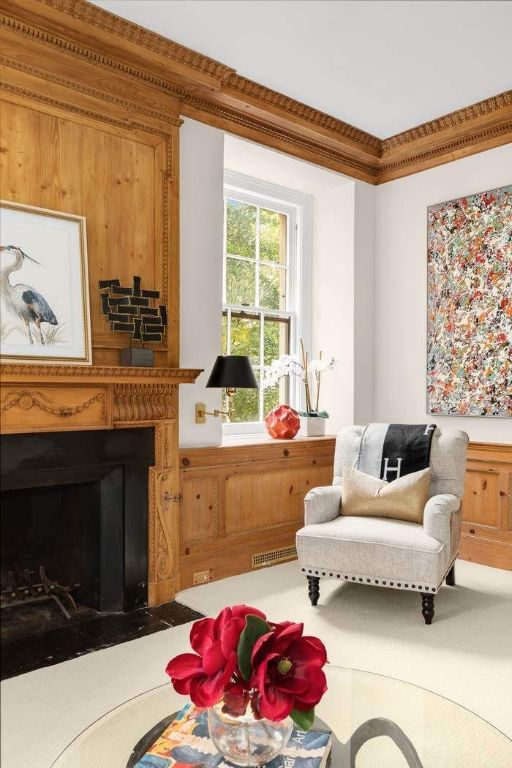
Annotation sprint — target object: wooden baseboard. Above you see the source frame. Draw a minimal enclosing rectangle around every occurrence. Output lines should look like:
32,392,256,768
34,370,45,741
459,535,512,571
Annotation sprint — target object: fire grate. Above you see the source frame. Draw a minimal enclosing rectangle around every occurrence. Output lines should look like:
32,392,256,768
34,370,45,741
1,566,78,620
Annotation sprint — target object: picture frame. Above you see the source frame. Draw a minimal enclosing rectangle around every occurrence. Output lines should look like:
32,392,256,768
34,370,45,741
0,200,92,366
426,184,512,418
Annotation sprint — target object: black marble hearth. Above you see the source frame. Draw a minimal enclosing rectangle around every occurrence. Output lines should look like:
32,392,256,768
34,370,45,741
0,428,204,680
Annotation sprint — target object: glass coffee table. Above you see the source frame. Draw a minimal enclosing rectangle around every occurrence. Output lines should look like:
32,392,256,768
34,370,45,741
51,666,512,767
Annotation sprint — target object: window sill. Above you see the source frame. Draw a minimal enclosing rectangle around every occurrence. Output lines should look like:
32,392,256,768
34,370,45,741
221,432,335,447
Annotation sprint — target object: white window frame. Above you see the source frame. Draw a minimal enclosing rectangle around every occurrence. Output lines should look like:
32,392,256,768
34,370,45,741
223,170,312,436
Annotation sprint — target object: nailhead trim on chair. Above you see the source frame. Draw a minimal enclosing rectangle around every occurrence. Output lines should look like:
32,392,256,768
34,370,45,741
301,567,440,593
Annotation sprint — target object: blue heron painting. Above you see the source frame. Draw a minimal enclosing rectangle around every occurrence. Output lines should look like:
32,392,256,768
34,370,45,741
0,245,58,345
0,200,91,364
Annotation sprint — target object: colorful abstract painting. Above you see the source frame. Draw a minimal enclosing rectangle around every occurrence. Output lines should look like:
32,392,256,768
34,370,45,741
427,185,512,417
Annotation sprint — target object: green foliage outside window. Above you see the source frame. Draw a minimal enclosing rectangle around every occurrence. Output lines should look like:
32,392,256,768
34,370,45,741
223,197,290,424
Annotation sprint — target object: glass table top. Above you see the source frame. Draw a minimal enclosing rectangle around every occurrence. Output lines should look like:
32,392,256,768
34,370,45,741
51,665,512,767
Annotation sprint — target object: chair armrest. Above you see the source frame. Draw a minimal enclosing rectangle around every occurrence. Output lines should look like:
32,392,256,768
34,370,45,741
304,485,342,526
423,494,460,548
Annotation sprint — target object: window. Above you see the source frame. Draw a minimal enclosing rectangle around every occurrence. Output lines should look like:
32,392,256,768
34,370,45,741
222,172,311,433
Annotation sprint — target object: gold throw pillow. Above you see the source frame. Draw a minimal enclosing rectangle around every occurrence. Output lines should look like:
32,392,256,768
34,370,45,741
342,466,431,524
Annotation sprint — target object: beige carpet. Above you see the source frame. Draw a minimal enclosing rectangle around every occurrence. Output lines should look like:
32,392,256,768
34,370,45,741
1,559,511,768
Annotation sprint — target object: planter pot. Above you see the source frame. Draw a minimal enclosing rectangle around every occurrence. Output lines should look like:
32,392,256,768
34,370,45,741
301,415,327,437
208,703,292,766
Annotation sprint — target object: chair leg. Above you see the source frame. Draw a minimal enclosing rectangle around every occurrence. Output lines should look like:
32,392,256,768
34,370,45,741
421,593,435,625
446,563,456,586
307,576,320,606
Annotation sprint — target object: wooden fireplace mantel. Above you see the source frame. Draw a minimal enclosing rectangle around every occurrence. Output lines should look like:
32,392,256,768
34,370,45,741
0,364,202,433
0,364,203,607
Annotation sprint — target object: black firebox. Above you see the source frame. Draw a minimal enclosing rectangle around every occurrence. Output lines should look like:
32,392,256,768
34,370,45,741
0,428,154,613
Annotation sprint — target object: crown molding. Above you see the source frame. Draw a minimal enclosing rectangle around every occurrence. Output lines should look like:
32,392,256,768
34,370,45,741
381,91,512,150
1,0,511,184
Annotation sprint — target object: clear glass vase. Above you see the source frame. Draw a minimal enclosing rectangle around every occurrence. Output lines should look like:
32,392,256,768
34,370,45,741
208,703,292,766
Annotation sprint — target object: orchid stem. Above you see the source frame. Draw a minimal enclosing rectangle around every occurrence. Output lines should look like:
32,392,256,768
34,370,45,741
315,350,322,412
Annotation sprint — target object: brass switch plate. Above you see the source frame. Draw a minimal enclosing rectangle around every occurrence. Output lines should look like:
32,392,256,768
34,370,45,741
195,402,206,424
193,569,211,585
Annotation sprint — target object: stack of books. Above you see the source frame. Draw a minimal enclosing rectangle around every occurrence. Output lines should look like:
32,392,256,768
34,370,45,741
135,703,332,767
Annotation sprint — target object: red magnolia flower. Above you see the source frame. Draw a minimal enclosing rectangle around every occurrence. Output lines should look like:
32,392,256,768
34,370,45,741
250,621,327,721
166,605,266,708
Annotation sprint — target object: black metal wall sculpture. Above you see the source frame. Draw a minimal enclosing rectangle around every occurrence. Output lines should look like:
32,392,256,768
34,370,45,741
99,276,168,344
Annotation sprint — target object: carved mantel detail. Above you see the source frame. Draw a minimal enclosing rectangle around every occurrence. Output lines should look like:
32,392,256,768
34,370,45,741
113,384,176,424
0,388,105,418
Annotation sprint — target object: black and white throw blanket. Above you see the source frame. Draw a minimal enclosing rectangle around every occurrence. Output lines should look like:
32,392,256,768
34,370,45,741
358,423,437,481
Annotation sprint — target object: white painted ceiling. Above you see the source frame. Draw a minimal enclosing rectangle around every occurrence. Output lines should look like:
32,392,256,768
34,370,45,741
90,0,512,138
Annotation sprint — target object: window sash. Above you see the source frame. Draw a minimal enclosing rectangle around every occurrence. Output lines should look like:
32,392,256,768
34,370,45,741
222,174,312,434
222,309,290,424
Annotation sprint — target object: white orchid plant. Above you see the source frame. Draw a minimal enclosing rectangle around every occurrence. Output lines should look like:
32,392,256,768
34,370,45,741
262,340,336,417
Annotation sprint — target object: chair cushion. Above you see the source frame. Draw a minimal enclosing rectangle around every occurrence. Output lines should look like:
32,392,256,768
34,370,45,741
296,515,448,587
341,466,431,524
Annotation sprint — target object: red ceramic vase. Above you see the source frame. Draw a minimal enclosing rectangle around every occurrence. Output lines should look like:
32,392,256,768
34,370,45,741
265,404,300,440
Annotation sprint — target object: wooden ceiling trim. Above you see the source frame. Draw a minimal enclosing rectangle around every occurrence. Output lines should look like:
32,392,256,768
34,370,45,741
382,90,512,150
1,0,511,184
181,96,379,183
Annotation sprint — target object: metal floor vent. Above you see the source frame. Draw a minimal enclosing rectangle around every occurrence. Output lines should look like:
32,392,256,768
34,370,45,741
252,545,297,569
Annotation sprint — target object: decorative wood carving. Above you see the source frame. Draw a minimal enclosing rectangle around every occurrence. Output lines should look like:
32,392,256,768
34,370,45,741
0,388,105,417
381,91,512,150
113,384,176,423
0,384,111,432
1,0,510,184
0,364,201,384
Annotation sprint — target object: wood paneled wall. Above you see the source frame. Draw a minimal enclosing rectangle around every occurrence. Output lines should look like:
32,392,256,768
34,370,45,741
178,437,336,588
179,438,512,588
0,56,180,367
0,19,186,604
460,443,512,570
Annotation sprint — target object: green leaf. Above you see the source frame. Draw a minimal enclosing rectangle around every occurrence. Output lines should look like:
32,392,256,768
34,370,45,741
237,614,270,681
290,708,315,731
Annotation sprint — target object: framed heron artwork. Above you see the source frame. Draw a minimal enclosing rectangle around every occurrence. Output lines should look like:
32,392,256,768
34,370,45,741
0,200,92,365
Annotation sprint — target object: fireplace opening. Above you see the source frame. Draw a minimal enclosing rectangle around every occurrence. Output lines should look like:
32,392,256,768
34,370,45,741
0,428,154,643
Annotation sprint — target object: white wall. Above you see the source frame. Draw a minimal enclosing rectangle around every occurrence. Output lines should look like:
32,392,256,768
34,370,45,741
312,183,355,433
353,181,376,425
374,144,512,443
179,118,224,447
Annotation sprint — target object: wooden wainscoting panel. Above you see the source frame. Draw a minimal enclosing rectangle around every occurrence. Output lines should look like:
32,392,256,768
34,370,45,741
224,468,301,536
181,474,219,546
178,437,336,589
460,442,512,570
462,467,501,530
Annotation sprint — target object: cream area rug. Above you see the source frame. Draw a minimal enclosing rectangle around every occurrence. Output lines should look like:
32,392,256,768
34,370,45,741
1,559,511,768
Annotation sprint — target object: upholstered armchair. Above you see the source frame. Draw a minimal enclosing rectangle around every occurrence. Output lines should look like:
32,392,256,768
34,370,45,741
296,426,469,624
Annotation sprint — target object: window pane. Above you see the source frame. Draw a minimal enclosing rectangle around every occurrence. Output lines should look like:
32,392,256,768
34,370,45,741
224,371,260,423
264,317,289,366
226,257,255,306
226,200,256,258
221,313,228,355
263,382,280,417
260,209,286,264
260,264,286,310
230,315,260,365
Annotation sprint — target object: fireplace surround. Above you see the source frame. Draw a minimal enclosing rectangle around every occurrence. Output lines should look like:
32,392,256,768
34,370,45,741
1,428,154,615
